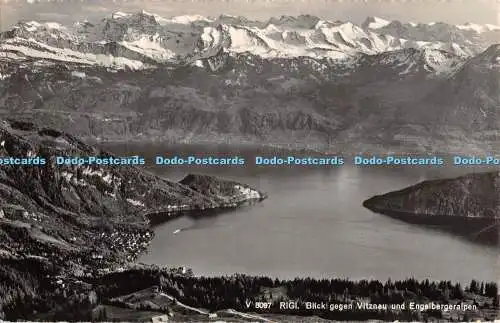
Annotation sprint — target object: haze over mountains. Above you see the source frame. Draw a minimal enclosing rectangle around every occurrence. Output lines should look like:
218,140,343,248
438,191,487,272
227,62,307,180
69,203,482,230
0,11,499,153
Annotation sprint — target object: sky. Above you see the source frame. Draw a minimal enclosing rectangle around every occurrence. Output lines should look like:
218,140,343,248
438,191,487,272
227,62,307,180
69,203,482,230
0,0,498,30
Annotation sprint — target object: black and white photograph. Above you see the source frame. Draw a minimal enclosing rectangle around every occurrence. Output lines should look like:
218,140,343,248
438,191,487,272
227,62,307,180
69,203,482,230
0,0,499,321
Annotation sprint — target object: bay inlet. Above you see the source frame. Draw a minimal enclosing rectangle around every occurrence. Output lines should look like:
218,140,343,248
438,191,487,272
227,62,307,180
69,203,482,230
102,143,498,284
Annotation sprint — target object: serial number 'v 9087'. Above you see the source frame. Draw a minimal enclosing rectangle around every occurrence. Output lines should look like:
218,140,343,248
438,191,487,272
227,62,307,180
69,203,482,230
245,300,299,310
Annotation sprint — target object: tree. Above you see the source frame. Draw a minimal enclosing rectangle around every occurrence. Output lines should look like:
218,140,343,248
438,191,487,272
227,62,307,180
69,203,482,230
97,307,107,321
468,280,479,294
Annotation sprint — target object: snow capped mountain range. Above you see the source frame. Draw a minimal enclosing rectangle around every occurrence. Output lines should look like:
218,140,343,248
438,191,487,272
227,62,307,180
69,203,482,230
0,11,498,71
0,11,499,154
456,23,500,33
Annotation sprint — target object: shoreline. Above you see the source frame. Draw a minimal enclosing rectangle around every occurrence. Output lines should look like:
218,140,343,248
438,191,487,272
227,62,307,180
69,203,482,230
75,135,500,157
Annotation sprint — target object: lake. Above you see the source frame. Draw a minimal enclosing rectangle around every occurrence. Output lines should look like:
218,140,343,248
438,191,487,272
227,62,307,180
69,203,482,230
102,143,499,284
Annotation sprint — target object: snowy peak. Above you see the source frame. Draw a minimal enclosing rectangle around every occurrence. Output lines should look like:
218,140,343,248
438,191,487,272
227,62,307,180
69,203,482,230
364,17,500,35
170,15,214,24
102,10,161,30
215,14,259,27
417,48,465,74
6,20,74,40
0,11,495,71
363,18,498,55
424,44,500,110
267,14,321,29
109,11,131,19
19,20,66,31
456,23,500,33
353,47,465,79
362,16,391,30
107,10,161,24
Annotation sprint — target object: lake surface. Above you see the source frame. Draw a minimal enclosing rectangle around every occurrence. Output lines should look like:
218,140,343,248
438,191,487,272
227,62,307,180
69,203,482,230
103,143,499,284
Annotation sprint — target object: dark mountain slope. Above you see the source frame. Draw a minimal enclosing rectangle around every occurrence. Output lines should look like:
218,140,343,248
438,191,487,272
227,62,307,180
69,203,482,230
0,118,266,269
364,171,500,219
363,171,500,245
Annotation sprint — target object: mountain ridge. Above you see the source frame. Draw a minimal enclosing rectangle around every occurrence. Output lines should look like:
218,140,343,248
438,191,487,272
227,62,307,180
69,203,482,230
0,12,499,154
2,11,498,70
